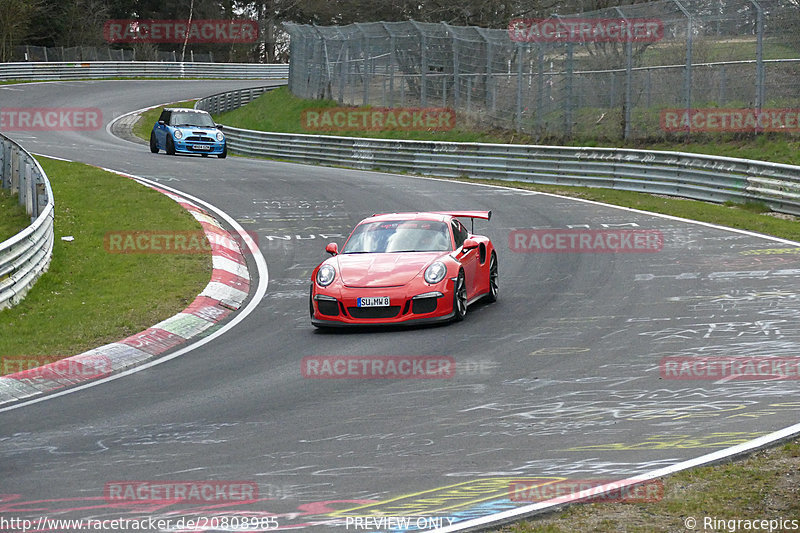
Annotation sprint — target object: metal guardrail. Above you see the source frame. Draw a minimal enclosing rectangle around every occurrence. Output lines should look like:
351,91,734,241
198,85,800,214
210,124,800,216
0,61,288,81
0,134,55,310
195,86,279,114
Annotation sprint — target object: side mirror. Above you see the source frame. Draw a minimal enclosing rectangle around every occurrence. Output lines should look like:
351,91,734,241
158,120,165,125
325,242,338,256
216,124,224,129
462,238,479,251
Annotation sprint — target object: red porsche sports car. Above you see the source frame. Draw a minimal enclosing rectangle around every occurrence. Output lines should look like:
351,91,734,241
310,211,498,327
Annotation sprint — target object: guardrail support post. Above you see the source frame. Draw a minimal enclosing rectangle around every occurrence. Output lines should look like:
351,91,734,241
27,160,36,220
0,140,8,189
10,148,19,195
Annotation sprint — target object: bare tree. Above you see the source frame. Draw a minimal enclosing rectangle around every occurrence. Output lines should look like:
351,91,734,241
60,0,110,47
0,0,39,61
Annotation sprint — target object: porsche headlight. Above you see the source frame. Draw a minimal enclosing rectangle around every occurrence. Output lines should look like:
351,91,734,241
424,261,447,284
316,264,336,287
216,132,224,141
173,129,183,140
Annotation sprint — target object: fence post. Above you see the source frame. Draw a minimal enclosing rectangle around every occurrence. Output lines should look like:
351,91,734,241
354,25,369,105
411,22,428,107
565,42,574,139
339,40,347,104
673,0,693,135
443,23,460,108
488,40,496,113
382,23,396,107
536,45,544,133
752,0,765,113
615,7,633,141
515,43,523,132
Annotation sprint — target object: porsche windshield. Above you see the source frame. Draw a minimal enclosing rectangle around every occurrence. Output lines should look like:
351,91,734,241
343,220,452,253
169,112,216,128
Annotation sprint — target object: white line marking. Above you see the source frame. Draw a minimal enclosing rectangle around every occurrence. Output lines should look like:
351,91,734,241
0,165,269,413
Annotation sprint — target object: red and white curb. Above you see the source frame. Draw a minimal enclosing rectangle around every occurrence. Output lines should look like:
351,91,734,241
0,168,258,407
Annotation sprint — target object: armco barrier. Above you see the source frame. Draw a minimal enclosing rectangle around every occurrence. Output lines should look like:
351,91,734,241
210,123,800,216
195,86,278,114
0,134,55,310
198,85,800,215
0,61,288,81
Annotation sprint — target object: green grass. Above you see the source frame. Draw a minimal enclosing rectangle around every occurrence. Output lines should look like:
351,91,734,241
132,99,197,141
0,157,211,366
214,86,513,143
451,177,800,242
495,437,800,532
214,87,800,168
0,189,30,243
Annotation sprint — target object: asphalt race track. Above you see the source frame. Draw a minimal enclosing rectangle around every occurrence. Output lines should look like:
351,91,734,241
2,80,800,532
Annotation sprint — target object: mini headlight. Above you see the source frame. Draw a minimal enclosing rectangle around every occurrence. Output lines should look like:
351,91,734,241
216,132,224,141
424,261,447,284
316,264,336,286
173,130,183,140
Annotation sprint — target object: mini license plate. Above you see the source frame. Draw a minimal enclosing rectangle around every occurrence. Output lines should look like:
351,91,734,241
192,144,212,150
357,297,390,307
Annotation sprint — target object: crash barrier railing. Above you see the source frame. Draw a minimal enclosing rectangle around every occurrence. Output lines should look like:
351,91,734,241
0,134,55,310
224,128,800,215
194,85,281,114
0,62,288,81
197,84,800,216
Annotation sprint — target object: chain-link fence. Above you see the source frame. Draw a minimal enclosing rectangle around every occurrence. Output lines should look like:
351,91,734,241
12,45,214,63
286,0,800,141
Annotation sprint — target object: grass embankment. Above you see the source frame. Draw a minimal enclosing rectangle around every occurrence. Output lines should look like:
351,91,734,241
214,86,800,165
0,189,30,242
0,158,211,369
496,439,800,532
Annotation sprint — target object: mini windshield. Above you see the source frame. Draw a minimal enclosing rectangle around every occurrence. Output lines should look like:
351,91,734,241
343,220,452,253
169,112,216,128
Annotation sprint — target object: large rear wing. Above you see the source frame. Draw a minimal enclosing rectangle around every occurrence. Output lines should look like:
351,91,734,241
433,210,491,221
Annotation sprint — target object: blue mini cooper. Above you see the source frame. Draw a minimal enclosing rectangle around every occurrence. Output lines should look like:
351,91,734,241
150,108,227,158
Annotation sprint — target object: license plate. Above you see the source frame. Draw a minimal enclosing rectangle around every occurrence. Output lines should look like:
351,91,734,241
357,297,390,307
192,144,211,150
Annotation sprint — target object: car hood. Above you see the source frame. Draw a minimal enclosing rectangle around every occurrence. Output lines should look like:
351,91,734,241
334,252,445,288
173,125,219,134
